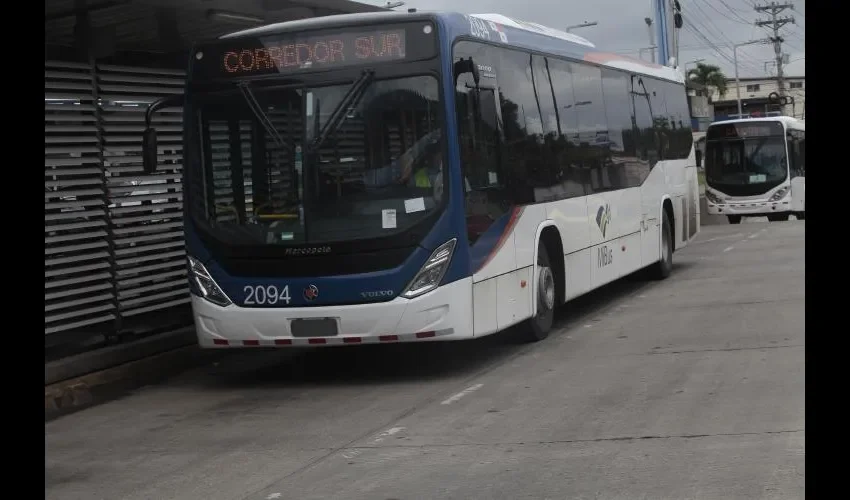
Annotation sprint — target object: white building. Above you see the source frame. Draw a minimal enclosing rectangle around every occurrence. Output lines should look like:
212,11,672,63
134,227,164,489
708,76,805,121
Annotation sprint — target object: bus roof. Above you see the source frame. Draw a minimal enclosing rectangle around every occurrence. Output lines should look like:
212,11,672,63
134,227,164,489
710,116,805,131
220,11,685,84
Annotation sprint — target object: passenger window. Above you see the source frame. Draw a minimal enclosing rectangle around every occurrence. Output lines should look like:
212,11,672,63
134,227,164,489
601,68,645,189
547,58,587,199
453,41,511,246
631,75,659,166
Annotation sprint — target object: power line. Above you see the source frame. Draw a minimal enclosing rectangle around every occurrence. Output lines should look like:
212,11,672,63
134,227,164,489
755,2,796,102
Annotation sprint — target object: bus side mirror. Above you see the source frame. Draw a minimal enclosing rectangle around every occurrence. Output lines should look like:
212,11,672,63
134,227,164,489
695,149,702,168
453,57,480,87
142,128,158,174
142,94,184,174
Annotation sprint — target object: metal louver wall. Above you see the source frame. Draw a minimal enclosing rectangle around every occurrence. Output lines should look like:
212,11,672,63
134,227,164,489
45,61,190,338
45,61,114,335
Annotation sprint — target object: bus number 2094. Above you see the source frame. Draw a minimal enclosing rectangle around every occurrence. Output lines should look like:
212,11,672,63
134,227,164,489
244,285,291,305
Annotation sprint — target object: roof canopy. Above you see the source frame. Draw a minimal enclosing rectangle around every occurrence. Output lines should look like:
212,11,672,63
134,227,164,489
46,0,386,55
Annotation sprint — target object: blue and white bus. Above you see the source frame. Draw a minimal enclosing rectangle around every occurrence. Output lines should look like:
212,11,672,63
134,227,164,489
142,11,700,348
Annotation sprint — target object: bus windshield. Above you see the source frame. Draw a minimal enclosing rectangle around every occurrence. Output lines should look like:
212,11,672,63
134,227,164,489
705,136,788,193
189,75,444,246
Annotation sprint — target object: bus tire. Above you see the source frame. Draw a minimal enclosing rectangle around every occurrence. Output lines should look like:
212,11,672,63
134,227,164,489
520,243,556,342
768,213,789,222
650,212,673,280
727,215,742,224
796,211,805,220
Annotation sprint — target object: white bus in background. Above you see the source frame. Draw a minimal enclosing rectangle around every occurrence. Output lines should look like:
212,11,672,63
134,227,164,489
702,117,805,224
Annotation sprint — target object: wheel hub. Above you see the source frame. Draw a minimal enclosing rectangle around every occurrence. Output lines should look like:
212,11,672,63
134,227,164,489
538,266,555,311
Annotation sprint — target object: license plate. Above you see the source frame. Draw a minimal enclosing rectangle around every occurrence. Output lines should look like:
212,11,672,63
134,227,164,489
290,318,339,337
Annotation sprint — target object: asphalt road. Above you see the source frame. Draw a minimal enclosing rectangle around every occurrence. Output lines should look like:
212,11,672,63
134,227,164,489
45,220,805,500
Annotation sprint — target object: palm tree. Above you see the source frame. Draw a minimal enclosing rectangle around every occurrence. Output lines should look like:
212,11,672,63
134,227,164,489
686,63,728,100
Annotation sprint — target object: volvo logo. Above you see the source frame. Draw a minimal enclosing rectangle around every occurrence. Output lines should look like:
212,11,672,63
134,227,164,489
360,290,394,299
303,285,319,301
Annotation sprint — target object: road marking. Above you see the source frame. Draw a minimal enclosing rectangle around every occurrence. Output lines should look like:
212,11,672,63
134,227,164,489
266,493,282,499
371,427,405,443
441,383,484,405
341,450,362,459
724,228,766,253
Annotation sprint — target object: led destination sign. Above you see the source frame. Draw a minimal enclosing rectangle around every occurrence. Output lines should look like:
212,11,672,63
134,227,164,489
707,121,784,140
224,30,405,75
192,23,436,80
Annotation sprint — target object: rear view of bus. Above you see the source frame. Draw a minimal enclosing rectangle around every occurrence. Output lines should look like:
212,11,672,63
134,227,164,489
703,117,805,224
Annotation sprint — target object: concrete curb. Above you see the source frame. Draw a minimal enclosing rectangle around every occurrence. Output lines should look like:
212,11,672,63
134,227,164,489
45,342,229,422
46,327,197,385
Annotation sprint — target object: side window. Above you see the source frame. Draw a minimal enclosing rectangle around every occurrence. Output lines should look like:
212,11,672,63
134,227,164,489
495,48,541,205
453,41,510,246
789,130,805,177
645,77,671,160
547,58,586,199
529,55,565,201
570,63,610,193
601,68,647,187
665,81,694,159
630,75,660,166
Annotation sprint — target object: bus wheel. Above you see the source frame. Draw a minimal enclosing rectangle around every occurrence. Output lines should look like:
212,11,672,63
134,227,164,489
727,215,742,224
649,212,673,280
796,212,805,220
521,244,555,342
768,213,789,222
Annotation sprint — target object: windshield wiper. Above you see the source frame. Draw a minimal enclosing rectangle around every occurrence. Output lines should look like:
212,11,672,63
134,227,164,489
237,82,291,153
308,70,375,153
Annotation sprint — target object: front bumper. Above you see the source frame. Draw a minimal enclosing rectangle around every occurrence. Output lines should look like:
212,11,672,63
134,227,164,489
706,199,792,216
192,277,474,347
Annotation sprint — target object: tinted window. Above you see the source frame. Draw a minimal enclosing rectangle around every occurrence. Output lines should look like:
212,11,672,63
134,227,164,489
496,48,543,204
601,68,648,188
529,55,570,201
630,75,659,166
789,129,805,177
571,63,611,193
664,80,694,159
546,58,587,199
453,41,511,246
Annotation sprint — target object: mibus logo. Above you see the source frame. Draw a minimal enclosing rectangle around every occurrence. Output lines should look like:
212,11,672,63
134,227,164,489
596,204,611,237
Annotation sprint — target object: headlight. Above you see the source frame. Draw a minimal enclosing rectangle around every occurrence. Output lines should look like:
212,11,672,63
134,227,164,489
770,186,790,202
402,239,457,299
187,256,232,307
705,191,723,204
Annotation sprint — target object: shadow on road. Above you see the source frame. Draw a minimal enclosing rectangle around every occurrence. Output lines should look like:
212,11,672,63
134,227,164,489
187,273,658,390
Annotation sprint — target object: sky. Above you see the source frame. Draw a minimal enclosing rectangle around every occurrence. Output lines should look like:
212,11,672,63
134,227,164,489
356,0,805,79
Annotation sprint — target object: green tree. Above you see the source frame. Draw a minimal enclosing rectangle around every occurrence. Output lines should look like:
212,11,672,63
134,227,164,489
686,62,728,100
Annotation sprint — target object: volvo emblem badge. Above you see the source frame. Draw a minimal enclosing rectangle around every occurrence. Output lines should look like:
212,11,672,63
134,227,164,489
303,284,319,301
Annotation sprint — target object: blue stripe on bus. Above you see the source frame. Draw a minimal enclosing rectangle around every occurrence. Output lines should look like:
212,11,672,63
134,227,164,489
468,206,524,273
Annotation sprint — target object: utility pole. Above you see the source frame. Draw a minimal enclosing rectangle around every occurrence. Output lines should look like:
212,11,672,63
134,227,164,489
755,2,795,111
644,17,656,63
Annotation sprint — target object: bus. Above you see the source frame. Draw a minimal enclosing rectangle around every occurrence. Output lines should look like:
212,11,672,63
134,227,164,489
141,11,700,348
702,116,805,224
